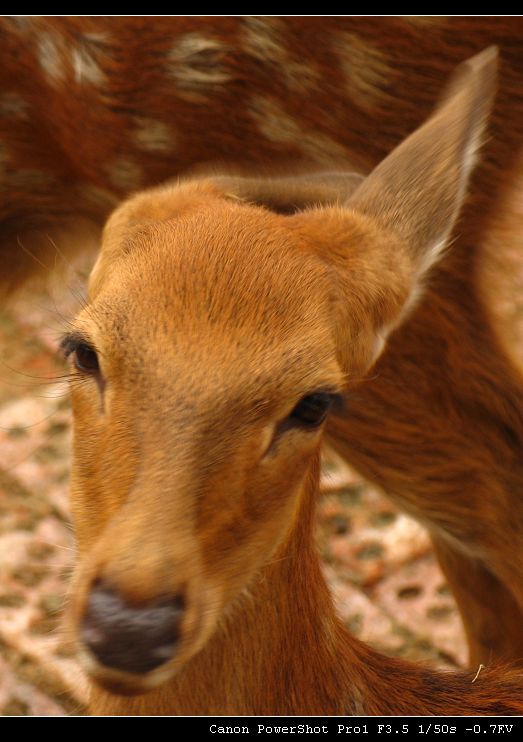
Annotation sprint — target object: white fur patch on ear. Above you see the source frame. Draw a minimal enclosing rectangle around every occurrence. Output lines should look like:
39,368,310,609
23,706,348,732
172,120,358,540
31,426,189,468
368,237,449,366
369,332,387,366
409,236,448,310
415,236,448,279
394,237,449,331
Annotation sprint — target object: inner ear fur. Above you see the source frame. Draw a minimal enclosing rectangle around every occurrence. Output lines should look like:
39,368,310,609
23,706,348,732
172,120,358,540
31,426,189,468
348,46,497,268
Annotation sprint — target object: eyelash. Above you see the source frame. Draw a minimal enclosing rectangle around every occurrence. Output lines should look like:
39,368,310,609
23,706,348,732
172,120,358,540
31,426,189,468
61,336,100,375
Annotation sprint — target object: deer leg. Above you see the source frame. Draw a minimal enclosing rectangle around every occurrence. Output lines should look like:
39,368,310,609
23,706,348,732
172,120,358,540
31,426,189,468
432,536,523,667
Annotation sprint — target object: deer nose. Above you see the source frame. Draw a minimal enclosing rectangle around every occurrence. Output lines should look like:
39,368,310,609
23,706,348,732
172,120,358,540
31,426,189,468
81,581,184,674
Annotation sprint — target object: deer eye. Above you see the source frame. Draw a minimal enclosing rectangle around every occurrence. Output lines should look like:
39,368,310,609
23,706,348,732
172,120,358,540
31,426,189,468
288,392,336,428
61,334,100,376
73,343,100,374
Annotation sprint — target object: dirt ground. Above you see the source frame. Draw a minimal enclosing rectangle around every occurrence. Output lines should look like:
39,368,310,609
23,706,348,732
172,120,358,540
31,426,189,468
0,265,471,716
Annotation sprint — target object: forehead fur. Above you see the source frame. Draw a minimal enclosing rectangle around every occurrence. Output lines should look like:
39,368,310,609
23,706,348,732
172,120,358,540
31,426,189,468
82,191,343,400
94,194,334,340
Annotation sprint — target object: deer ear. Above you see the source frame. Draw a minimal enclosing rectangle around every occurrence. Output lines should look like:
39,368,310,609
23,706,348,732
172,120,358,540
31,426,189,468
209,171,365,214
347,46,497,277
287,47,497,377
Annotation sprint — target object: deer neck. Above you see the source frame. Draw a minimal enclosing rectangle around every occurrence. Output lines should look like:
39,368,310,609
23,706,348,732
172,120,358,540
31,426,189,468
89,458,363,715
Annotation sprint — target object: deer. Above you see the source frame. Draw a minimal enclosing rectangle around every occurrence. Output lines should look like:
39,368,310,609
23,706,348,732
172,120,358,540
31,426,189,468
53,46,523,715
1,16,523,704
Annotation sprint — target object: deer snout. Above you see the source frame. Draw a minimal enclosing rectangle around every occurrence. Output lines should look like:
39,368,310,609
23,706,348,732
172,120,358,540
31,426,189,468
81,580,184,675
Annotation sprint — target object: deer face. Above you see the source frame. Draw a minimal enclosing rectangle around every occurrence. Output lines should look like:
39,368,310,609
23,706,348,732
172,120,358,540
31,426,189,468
66,190,354,694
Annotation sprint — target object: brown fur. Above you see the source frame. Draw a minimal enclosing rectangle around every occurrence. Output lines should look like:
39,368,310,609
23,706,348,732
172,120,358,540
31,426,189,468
57,49,523,713
2,17,523,712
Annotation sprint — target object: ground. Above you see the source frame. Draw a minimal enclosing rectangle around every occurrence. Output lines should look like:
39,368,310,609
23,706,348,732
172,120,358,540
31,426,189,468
0,265,468,716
